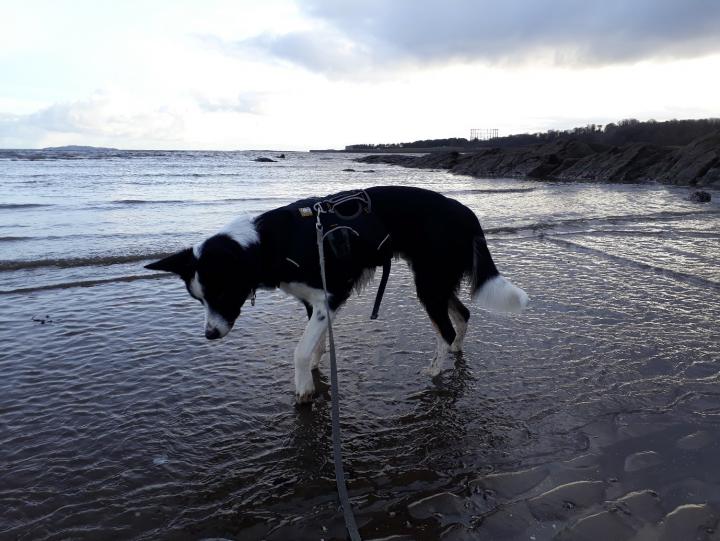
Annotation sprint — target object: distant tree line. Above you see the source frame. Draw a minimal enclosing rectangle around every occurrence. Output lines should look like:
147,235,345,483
345,118,720,151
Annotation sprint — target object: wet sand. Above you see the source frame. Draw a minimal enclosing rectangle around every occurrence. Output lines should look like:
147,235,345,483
2,232,720,540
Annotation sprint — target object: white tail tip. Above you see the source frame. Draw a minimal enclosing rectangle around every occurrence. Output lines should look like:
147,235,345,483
474,275,529,313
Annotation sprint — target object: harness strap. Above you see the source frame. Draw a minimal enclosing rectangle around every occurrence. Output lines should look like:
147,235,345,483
315,221,362,541
314,189,372,218
370,259,391,320
313,191,391,320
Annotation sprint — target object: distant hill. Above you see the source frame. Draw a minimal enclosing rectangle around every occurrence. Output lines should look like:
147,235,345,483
41,145,118,152
345,118,720,152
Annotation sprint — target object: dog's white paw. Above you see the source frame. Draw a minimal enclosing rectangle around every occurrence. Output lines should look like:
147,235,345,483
295,390,315,404
294,376,315,404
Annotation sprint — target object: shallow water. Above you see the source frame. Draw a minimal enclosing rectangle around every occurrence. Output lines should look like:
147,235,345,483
1,150,720,540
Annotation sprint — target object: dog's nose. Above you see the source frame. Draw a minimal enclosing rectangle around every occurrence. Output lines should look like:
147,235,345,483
205,328,221,340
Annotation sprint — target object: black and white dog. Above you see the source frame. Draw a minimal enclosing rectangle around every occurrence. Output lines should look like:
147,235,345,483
146,186,528,403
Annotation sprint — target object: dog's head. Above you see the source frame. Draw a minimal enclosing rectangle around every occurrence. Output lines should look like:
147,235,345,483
146,232,258,340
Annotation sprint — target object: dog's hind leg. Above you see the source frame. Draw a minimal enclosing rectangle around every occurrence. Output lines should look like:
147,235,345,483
419,295,456,377
448,294,470,353
413,264,459,376
294,305,332,403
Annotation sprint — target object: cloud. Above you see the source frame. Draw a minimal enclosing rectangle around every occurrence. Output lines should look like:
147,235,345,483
195,92,267,115
206,28,385,79
0,93,185,146
228,0,720,76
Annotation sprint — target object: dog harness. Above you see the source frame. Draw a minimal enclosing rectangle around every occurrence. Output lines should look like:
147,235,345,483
289,189,393,319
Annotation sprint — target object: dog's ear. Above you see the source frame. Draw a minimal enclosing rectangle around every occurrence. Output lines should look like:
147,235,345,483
145,248,196,278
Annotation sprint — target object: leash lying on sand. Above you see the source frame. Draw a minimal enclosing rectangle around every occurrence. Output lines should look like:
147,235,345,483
315,212,363,541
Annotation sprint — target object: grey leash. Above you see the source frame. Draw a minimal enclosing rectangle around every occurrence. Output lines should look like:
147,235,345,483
315,218,362,541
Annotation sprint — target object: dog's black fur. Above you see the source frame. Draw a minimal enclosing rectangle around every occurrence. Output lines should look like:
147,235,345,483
146,186,528,400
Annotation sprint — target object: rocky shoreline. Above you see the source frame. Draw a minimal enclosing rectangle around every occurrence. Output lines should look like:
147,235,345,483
356,132,720,187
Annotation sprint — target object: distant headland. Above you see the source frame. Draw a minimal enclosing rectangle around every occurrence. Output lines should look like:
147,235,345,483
40,145,119,152
329,118,720,188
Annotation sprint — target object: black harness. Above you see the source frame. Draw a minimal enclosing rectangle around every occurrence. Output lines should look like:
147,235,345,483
312,189,392,319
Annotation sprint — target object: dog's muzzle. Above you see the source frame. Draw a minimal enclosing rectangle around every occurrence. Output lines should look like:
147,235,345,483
205,327,221,340
204,308,234,340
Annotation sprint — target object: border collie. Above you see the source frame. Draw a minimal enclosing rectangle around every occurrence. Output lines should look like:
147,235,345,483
146,186,529,403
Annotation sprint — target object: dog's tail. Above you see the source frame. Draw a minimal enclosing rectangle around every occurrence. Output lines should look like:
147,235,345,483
470,235,529,313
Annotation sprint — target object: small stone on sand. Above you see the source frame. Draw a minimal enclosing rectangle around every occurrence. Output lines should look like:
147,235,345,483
555,510,635,541
470,466,549,499
614,489,664,522
624,450,663,472
527,480,605,520
658,503,718,541
676,430,714,450
407,492,472,527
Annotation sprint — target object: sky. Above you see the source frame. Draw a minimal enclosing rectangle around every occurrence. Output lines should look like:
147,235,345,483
1,0,719,150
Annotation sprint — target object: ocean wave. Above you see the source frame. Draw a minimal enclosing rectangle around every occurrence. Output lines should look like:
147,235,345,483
545,237,720,291
0,203,51,209
112,199,187,205
0,236,28,242
3,209,717,272
0,273,167,296
0,253,173,272
444,188,536,195
485,209,720,236
0,231,178,243
108,196,287,206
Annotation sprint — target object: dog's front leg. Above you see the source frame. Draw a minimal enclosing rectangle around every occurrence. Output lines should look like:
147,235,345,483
310,329,327,370
294,306,332,403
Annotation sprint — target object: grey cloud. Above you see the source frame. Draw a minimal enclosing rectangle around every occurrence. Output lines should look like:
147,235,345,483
226,29,384,78
233,0,720,75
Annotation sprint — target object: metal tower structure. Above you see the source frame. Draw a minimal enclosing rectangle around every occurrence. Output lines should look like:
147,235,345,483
470,128,499,141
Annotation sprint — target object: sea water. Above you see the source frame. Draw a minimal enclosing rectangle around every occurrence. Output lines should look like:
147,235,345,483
1,149,719,539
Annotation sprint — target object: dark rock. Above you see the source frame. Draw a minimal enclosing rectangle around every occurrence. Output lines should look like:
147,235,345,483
355,154,415,166
357,132,720,187
276,153,286,159
559,143,670,182
687,190,712,203
342,168,356,172
254,157,276,162
412,151,463,169
654,132,720,186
